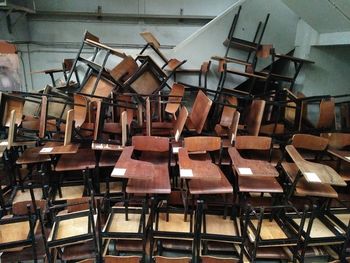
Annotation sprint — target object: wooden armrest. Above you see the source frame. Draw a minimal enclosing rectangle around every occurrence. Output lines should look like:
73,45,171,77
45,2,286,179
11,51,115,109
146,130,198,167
178,148,192,169
84,39,126,58
275,53,315,64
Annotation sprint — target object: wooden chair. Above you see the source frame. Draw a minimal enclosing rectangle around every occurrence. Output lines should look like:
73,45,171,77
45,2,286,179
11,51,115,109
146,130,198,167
1,184,50,262
280,144,344,206
102,202,149,260
78,255,141,263
154,256,192,263
125,136,171,198
200,256,239,263
185,90,213,134
238,99,265,136
48,197,99,262
198,199,245,261
214,96,238,138
245,204,308,262
54,109,96,198
149,194,195,261
179,136,233,220
164,83,185,120
321,133,350,182
228,136,283,207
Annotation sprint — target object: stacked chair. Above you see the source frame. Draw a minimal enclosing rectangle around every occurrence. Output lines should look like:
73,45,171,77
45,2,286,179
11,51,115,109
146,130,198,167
1,14,350,262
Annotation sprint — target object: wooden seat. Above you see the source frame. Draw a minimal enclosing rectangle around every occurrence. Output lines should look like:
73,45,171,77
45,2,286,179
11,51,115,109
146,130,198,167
154,256,191,263
185,90,212,134
200,256,239,263
78,255,141,263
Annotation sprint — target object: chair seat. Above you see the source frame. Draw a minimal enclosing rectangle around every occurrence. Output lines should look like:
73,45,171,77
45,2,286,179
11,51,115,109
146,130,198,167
60,240,95,261
55,148,96,171
16,147,52,165
99,150,121,167
238,176,283,193
282,162,338,198
189,172,233,195
201,256,239,263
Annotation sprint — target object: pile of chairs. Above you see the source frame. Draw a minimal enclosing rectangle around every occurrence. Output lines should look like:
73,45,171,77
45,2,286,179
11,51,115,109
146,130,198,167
0,28,350,263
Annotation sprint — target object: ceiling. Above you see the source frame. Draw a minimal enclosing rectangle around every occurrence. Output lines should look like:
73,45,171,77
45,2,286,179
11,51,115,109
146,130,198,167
282,0,350,33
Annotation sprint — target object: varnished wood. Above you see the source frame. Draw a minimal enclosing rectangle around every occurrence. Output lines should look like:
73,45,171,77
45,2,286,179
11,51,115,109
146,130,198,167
186,90,212,134
157,213,192,234
292,134,328,151
132,136,169,152
2,95,24,127
55,148,95,171
245,99,266,136
39,95,48,139
164,83,185,118
54,185,85,200
200,256,239,263
219,96,238,127
285,145,346,186
73,94,89,128
293,218,337,239
110,56,138,82
140,31,160,49
0,221,32,245
184,136,221,153
105,212,145,233
64,109,74,146
84,38,126,58
228,147,278,177
321,133,350,150
228,111,240,145
80,75,115,100
235,136,271,151
248,219,288,242
39,144,79,155
154,256,191,263
173,106,188,142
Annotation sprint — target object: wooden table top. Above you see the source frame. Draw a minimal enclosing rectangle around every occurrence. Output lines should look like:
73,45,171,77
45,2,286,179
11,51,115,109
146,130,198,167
178,148,222,180
39,143,80,155
92,142,124,151
228,147,279,177
111,146,156,179
327,148,350,163
286,145,346,186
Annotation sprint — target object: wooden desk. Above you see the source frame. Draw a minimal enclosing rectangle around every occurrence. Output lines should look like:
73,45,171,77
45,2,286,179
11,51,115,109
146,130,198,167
178,148,222,180
92,142,124,151
228,147,279,177
39,144,80,155
111,146,155,180
327,148,350,163
286,145,346,186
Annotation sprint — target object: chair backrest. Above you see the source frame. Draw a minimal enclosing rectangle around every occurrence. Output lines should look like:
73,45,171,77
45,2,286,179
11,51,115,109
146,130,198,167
84,31,100,43
321,133,350,149
39,95,48,139
188,90,213,134
316,98,335,129
245,99,265,136
235,136,271,151
173,106,188,142
140,31,161,49
64,109,74,146
73,94,89,128
228,111,240,145
132,136,169,152
291,134,328,151
154,256,191,263
7,109,16,148
67,197,91,213
164,83,185,117
219,96,238,127
1,94,24,127
12,200,47,216
184,136,221,153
